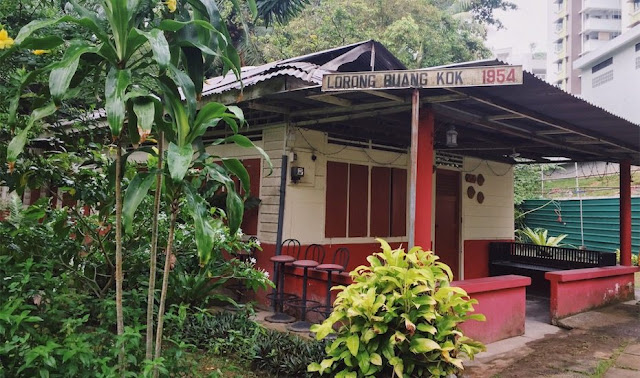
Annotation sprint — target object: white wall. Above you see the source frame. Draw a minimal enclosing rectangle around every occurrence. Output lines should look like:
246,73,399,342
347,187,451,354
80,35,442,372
283,128,409,245
575,25,640,123
460,158,515,241
205,128,516,253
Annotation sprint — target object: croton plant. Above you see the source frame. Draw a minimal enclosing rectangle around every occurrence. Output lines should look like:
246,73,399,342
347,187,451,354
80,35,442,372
309,239,486,378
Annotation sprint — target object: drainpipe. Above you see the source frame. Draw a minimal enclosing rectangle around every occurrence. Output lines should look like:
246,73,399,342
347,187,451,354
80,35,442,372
409,89,419,248
274,154,288,256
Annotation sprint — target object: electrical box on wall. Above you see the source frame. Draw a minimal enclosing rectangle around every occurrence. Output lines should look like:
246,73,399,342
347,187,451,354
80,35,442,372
287,150,317,186
290,166,305,183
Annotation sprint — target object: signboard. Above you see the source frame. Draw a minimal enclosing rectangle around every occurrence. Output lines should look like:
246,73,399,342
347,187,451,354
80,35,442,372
322,65,523,92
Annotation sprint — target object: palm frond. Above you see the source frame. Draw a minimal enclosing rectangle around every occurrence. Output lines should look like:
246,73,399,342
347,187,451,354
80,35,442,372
257,0,310,26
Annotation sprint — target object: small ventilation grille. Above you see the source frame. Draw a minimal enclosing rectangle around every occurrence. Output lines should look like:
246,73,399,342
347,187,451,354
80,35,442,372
435,151,464,169
327,134,406,153
592,70,613,88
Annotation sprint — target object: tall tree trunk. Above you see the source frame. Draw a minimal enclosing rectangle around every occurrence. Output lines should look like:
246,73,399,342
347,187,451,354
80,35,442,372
153,200,178,378
115,141,125,373
146,134,164,361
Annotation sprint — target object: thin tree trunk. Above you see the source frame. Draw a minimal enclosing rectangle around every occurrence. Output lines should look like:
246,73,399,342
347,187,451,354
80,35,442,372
146,134,164,361
114,141,125,374
153,201,178,378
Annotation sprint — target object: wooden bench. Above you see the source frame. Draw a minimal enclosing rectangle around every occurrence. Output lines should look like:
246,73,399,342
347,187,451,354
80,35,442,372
489,242,616,295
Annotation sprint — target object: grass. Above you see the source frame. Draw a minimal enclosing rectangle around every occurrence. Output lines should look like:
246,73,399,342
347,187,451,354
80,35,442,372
589,342,629,378
543,171,640,198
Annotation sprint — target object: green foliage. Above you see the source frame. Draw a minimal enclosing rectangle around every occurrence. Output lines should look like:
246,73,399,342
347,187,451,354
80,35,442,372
174,308,263,358
171,309,327,377
254,0,493,68
309,239,485,377
257,0,310,25
516,227,568,246
514,165,544,206
0,181,270,376
252,329,327,377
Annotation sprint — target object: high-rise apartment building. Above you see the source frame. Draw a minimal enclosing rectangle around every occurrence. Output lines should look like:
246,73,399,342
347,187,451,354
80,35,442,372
547,0,623,93
494,47,547,80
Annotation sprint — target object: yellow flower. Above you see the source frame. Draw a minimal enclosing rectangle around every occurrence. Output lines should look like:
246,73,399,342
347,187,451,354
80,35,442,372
165,0,177,13
0,29,15,50
32,49,50,55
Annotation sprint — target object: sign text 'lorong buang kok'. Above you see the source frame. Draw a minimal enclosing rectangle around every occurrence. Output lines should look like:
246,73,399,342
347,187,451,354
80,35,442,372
322,65,523,91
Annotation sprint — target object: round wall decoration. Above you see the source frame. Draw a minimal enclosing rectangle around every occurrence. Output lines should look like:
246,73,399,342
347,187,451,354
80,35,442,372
477,192,485,204
477,174,485,186
467,186,476,199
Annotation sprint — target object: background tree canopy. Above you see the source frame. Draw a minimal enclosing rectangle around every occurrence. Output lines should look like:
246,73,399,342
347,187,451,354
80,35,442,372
243,0,515,68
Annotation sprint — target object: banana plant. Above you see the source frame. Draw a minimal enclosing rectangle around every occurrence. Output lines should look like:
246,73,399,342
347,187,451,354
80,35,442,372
4,0,271,374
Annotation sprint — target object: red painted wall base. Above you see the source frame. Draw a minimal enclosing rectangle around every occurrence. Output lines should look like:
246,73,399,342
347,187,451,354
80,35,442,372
463,239,514,279
546,266,639,323
452,275,531,344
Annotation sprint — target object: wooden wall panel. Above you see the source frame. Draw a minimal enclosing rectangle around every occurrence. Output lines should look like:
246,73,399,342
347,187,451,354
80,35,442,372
348,164,369,237
241,158,261,236
325,161,348,237
370,167,391,237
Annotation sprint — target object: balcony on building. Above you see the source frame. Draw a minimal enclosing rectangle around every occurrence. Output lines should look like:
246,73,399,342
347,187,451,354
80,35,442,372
582,0,621,13
554,41,567,58
554,20,566,35
554,0,567,16
582,16,622,32
630,0,640,28
583,38,608,52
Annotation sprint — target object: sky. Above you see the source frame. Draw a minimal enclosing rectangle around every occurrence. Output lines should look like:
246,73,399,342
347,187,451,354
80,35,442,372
485,0,548,54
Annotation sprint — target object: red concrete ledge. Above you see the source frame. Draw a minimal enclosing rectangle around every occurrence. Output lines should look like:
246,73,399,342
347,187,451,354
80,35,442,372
545,266,639,283
452,275,531,294
451,275,531,344
546,266,639,323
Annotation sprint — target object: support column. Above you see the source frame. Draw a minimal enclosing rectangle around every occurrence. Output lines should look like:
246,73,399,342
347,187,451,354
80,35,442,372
410,104,435,249
620,159,632,266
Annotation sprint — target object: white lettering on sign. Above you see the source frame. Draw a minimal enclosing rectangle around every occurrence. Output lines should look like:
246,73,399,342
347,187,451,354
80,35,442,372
321,65,523,91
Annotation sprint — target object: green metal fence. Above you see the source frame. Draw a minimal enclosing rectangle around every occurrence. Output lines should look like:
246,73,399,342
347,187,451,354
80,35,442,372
521,197,640,253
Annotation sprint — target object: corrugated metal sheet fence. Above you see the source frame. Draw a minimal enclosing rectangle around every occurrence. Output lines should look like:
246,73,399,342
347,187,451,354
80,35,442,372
521,197,640,253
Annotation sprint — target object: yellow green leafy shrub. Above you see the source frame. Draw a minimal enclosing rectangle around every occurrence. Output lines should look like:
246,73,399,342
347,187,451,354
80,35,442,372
309,239,485,377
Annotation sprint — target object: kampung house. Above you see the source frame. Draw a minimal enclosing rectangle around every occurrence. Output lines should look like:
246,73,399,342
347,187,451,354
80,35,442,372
202,40,640,341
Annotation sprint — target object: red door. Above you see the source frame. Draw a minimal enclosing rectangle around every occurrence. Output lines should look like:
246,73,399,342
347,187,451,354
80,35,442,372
435,169,461,280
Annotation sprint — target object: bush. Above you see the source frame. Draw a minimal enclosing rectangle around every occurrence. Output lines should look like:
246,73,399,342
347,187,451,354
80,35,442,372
171,309,328,377
252,330,327,377
309,240,485,377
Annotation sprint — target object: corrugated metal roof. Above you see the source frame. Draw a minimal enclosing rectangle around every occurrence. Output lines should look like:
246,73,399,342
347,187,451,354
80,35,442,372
202,40,406,97
202,62,327,96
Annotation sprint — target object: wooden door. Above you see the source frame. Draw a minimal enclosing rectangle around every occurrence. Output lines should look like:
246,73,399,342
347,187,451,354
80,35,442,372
435,169,461,280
